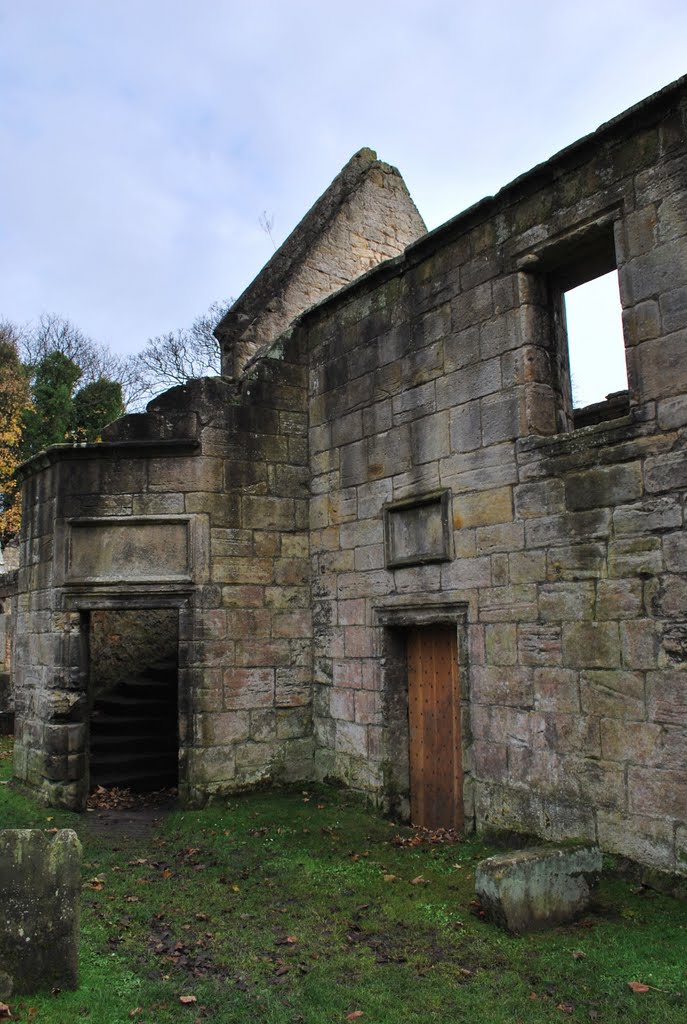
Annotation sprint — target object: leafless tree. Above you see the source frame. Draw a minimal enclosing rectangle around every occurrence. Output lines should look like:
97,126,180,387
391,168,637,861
125,298,232,410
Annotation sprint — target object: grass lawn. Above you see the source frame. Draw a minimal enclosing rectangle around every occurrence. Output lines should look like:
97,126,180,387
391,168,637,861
1,735,686,1023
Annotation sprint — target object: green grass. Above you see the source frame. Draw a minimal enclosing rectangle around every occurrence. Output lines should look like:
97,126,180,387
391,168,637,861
1,734,686,1023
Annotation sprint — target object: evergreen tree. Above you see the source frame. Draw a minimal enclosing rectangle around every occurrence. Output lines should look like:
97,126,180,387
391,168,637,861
71,377,124,441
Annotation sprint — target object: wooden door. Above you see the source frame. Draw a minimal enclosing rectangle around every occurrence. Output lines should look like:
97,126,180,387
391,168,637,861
407,624,463,830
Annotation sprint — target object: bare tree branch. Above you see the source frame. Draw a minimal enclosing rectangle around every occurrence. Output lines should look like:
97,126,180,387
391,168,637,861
125,298,232,410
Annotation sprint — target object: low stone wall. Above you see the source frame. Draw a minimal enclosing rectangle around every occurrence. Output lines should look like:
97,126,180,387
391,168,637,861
0,829,81,995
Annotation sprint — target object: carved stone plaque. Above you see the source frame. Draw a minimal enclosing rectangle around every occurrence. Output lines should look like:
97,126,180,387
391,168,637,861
67,519,190,582
384,490,453,568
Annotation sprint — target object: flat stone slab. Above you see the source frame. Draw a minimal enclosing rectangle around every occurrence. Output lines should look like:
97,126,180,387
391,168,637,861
0,829,81,996
475,842,602,934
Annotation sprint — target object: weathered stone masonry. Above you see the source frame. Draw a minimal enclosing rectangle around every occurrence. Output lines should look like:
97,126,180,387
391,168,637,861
10,79,687,875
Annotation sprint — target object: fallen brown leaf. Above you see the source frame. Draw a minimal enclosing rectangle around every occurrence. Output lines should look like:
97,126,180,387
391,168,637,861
557,1003,574,1014
129,1009,143,1018
627,981,650,993
346,1013,364,1021
410,875,428,885
571,950,586,960
0,1003,10,1019
179,994,197,1004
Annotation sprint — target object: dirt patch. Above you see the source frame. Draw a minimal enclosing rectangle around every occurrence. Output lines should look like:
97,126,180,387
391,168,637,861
84,787,177,840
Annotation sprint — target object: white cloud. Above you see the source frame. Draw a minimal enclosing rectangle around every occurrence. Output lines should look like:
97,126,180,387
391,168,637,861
1,0,685,374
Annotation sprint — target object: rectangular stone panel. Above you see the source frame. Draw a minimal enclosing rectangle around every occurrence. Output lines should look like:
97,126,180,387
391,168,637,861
384,490,453,568
67,518,190,581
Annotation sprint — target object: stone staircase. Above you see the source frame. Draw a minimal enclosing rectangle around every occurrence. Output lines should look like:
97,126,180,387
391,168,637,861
90,661,178,792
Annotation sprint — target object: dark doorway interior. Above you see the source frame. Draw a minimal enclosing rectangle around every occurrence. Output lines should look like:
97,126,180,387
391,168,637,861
89,608,179,792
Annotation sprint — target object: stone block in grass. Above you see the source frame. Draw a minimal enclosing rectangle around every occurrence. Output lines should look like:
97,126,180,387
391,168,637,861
475,842,602,933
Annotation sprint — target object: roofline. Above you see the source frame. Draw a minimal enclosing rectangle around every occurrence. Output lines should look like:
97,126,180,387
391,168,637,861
285,73,687,334
214,147,414,345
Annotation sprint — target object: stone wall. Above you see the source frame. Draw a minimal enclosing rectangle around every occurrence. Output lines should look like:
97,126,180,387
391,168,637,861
303,77,687,872
10,76,687,876
13,363,313,808
215,147,426,377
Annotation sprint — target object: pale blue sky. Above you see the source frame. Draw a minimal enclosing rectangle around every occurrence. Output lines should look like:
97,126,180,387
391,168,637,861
1,1,685,403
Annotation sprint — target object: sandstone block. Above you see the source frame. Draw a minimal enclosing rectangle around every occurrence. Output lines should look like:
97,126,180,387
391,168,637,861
471,740,508,782
622,300,661,345
600,719,663,764
539,582,594,624
449,401,482,453
242,495,295,530
614,496,682,536
335,720,368,758
663,530,687,572
329,687,355,722
547,543,606,581
476,522,524,555
411,411,451,463
596,579,643,620
485,623,517,666
533,669,580,713
194,711,250,746
608,537,662,577
518,625,562,667
275,666,311,706
646,670,687,725
526,509,611,548
453,488,515,533
479,585,538,622
563,622,620,669
564,463,642,511
596,810,674,870
629,766,687,819
580,670,646,720
657,394,687,429
660,285,687,334
472,665,533,708
475,843,601,933
223,668,274,710
645,450,687,493
444,325,480,373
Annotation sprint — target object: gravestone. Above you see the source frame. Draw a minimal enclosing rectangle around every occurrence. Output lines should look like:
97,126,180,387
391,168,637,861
0,829,81,995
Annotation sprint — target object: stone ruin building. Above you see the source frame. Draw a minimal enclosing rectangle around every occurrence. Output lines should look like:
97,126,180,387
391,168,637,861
2,76,686,877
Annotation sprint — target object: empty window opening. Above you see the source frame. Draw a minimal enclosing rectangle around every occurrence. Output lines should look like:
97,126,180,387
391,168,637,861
564,270,628,413
89,609,179,793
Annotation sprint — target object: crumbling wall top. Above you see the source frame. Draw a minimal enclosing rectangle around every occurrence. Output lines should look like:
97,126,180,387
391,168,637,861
215,147,426,377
